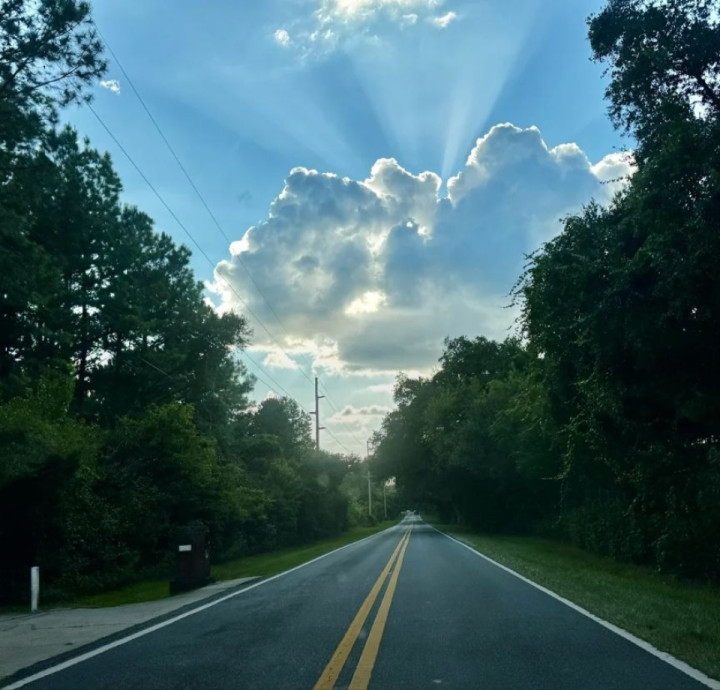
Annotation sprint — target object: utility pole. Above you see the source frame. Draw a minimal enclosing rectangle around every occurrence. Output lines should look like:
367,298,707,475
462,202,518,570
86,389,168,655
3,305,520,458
310,377,325,450
366,439,373,518
383,481,387,519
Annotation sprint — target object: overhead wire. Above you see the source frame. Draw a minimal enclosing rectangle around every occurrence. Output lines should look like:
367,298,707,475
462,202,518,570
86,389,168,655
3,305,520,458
86,104,310,415
88,104,352,455
87,104,356,458
92,25,368,451
92,21,317,384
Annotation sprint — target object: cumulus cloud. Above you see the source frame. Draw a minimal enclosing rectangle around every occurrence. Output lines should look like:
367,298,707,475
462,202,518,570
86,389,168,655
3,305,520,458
338,405,392,417
328,405,393,434
429,11,456,28
213,123,634,375
316,0,440,23
99,79,121,94
262,349,299,369
273,0,455,54
591,151,637,197
273,28,291,47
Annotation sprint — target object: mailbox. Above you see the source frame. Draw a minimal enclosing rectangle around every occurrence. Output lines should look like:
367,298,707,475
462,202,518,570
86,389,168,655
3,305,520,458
169,525,212,594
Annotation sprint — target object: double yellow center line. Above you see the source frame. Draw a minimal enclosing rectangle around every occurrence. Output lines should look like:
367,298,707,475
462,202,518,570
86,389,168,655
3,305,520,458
314,527,413,690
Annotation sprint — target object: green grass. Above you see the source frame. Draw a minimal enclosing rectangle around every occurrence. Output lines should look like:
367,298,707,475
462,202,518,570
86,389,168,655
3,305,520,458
434,525,720,681
67,522,396,610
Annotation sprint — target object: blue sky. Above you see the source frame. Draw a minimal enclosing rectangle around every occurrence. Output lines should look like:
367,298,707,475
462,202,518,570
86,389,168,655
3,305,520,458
68,0,632,456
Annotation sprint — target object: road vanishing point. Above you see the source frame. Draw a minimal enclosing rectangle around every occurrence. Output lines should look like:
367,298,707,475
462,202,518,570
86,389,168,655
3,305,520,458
3,517,715,690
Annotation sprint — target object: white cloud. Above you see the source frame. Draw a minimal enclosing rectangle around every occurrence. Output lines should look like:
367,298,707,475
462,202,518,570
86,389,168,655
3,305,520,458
276,0,454,54
317,0,441,24
429,11,456,28
99,79,121,94
345,290,388,315
262,349,299,369
273,28,291,47
591,151,637,197
213,123,634,375
337,404,392,417
328,405,393,435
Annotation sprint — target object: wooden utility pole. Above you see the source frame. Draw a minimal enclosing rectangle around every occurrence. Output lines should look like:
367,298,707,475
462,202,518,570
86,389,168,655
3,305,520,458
311,377,325,450
366,439,373,518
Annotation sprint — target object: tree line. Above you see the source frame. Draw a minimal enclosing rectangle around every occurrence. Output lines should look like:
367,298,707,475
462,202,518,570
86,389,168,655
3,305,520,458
0,0,379,605
372,0,720,582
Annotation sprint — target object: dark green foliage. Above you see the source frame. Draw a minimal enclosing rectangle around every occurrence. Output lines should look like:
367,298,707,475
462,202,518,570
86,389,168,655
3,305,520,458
0,373,105,600
0,0,105,118
0,1,355,604
375,0,720,582
373,338,559,532
588,0,720,160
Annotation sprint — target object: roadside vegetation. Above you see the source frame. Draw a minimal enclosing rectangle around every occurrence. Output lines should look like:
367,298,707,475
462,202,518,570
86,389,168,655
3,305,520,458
434,526,720,680
2,0,719,635
0,1,398,606
373,0,720,586
69,522,395,609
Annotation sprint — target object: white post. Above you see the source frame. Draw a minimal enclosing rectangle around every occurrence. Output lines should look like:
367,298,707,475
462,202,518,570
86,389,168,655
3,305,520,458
30,566,39,612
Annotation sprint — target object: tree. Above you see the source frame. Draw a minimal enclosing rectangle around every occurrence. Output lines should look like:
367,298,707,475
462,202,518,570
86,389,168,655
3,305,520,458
0,373,104,600
589,0,720,159
373,337,554,529
250,397,313,458
508,0,720,577
0,1,363,605
0,0,105,135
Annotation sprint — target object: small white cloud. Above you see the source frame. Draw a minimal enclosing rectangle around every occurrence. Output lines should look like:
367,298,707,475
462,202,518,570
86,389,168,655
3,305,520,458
345,291,388,316
318,0,441,24
99,79,121,94
278,0,453,55
429,10,456,28
591,151,636,182
332,404,392,420
345,405,390,416
262,349,299,370
274,28,291,46
591,151,636,198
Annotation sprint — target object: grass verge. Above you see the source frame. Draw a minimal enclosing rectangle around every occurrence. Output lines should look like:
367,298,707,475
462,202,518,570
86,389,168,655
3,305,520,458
68,522,396,609
434,525,720,681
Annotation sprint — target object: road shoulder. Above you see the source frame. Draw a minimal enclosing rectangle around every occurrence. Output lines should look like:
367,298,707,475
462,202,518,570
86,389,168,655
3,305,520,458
431,525,720,690
0,576,258,684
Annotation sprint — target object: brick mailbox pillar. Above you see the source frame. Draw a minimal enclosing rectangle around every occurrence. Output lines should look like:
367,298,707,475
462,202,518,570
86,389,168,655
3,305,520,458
170,525,212,594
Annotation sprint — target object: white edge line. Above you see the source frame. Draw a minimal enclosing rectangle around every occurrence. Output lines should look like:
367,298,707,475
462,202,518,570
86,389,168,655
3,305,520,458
2,523,404,690
433,525,720,690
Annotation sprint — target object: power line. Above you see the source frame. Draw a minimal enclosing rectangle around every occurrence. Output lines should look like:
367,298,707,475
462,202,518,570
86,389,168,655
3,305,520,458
319,387,366,446
325,428,352,455
94,26,367,451
93,24,311,375
86,108,357,461
88,101,310,388
86,104,312,416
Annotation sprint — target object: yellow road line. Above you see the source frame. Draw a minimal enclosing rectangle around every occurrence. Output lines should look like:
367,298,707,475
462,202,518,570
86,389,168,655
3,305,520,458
313,529,411,690
349,527,411,690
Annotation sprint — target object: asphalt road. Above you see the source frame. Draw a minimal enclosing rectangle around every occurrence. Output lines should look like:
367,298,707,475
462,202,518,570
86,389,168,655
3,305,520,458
5,518,712,690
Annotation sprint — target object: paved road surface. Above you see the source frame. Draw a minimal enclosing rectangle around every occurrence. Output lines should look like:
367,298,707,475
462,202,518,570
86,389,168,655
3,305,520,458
3,518,712,690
